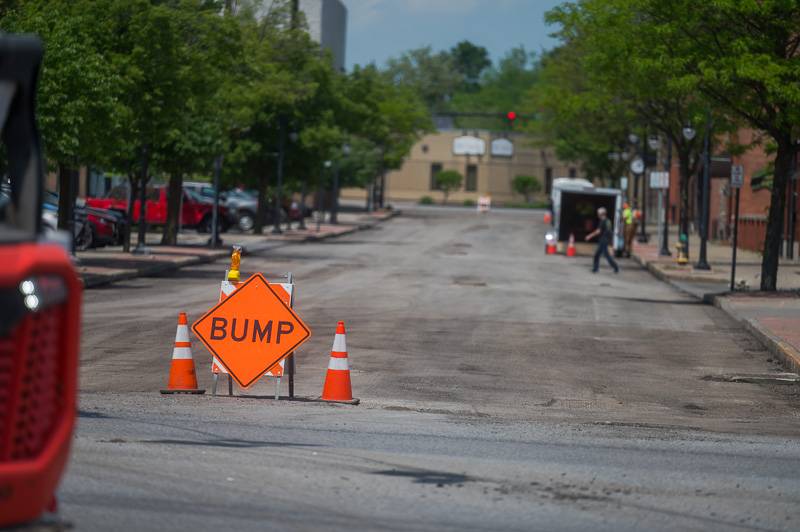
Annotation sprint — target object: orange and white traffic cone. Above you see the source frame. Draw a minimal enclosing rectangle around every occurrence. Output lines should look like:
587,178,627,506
566,233,576,257
321,321,359,405
161,312,204,394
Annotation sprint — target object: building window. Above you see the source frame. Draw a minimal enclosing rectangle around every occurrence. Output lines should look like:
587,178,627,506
465,164,477,191
545,167,553,194
430,163,443,190
569,167,577,178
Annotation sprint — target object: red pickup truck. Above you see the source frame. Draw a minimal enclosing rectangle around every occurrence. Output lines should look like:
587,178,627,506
87,184,230,233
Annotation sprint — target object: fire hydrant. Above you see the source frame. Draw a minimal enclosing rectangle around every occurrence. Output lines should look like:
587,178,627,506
675,234,689,265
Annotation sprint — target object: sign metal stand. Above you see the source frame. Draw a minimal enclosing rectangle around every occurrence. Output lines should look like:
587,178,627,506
208,271,300,399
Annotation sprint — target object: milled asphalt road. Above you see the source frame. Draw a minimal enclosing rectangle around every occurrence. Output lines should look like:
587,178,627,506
60,206,800,531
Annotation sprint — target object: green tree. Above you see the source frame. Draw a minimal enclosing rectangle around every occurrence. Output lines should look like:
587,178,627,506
633,0,800,290
0,0,118,230
384,46,462,113
450,40,490,91
512,174,542,203
159,1,244,244
451,47,540,130
434,169,462,205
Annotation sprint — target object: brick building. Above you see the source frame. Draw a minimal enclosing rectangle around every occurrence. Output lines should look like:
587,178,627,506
660,128,799,258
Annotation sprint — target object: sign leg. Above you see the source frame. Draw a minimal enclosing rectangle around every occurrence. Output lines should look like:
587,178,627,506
275,377,281,400
212,373,218,396
228,374,233,396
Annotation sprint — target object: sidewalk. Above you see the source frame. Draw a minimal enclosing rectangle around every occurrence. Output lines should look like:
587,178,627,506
631,228,800,374
75,209,397,289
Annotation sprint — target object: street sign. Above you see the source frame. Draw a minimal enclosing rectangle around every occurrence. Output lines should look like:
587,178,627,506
211,281,293,379
193,273,311,388
649,171,670,189
731,164,744,188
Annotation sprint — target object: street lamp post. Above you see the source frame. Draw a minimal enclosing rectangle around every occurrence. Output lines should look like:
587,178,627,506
681,125,697,261
638,132,650,243
330,143,350,225
660,139,672,256
133,145,150,255
209,154,223,247
319,160,331,231
695,116,713,270
272,115,287,235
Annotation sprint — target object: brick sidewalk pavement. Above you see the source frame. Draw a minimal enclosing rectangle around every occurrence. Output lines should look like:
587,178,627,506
75,210,397,288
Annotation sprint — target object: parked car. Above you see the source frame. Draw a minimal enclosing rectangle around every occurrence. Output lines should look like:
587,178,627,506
41,191,125,249
87,184,231,233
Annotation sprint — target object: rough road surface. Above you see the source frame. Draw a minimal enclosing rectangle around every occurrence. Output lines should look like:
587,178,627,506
63,207,800,531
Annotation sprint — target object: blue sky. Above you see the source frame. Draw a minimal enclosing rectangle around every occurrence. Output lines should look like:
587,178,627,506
340,0,565,70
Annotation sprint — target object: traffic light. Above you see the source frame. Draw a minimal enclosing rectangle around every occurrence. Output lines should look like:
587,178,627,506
506,111,517,125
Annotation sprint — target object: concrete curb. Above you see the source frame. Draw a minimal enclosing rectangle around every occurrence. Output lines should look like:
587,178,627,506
710,295,800,374
633,250,800,373
630,252,719,303
81,210,399,289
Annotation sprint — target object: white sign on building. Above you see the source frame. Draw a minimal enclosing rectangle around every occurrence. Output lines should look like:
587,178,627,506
453,135,486,156
649,171,670,189
490,138,514,157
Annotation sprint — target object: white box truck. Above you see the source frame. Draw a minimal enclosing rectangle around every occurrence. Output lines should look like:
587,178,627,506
550,178,624,254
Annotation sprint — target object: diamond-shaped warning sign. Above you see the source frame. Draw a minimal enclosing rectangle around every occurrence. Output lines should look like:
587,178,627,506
192,273,311,388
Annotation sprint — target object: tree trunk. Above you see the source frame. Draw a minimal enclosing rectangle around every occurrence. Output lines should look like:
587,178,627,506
254,174,268,234
161,171,183,245
760,137,793,291
123,172,138,253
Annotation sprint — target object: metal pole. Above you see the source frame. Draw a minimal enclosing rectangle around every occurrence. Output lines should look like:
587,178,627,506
287,271,295,398
228,374,233,396
639,137,648,242
298,180,307,230
272,115,286,234
133,145,150,254
210,155,222,247
330,163,339,224
730,188,740,291
660,139,672,256
695,117,712,270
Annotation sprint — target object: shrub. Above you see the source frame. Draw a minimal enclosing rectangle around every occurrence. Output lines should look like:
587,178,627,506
463,199,476,207
512,174,542,203
419,195,435,205
433,170,463,204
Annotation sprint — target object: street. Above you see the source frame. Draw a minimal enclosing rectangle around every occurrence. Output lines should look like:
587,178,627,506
63,207,800,531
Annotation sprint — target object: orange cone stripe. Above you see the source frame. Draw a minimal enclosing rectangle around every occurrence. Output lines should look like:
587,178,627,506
175,341,191,348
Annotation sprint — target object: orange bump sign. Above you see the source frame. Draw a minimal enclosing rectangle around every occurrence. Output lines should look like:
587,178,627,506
192,273,311,388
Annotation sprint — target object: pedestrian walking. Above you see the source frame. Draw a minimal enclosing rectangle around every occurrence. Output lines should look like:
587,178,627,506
585,207,619,273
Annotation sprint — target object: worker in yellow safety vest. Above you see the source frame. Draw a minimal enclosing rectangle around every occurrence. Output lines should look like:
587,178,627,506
622,202,637,257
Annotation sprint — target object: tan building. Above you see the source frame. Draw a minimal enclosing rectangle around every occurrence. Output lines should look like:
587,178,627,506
342,130,581,205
